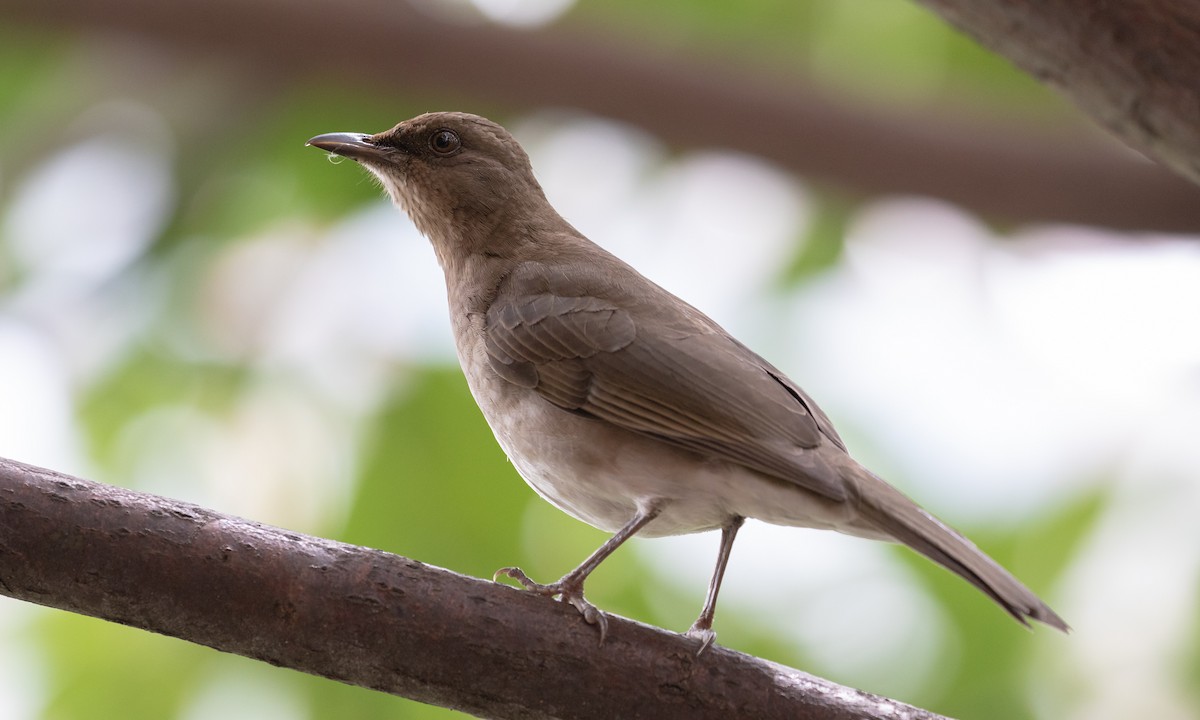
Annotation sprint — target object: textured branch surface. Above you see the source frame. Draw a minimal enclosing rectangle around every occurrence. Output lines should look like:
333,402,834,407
916,0,1200,185
0,0,1198,232
0,457,947,720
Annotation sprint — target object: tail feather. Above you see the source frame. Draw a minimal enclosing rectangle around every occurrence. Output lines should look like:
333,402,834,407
849,467,1069,632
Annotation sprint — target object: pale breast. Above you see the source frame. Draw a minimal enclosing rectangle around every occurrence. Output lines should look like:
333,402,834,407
451,310,867,538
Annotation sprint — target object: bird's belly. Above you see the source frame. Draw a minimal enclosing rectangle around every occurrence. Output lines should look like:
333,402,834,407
483,389,719,534
462,357,860,538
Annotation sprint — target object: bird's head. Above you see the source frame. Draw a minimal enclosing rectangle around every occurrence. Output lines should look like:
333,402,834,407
307,112,554,253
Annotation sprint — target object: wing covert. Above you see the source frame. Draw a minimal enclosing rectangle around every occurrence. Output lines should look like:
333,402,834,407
483,264,847,502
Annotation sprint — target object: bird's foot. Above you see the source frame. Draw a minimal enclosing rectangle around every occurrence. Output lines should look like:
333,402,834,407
684,622,717,656
493,566,609,643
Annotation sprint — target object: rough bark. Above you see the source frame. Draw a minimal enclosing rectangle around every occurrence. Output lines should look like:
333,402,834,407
0,0,1197,232
916,0,1200,185
0,456,947,720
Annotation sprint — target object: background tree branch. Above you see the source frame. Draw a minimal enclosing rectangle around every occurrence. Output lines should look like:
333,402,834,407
0,0,1197,233
0,456,948,720
915,0,1200,185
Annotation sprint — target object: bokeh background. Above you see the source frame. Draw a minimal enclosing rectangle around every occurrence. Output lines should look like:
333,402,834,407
2,1,1199,719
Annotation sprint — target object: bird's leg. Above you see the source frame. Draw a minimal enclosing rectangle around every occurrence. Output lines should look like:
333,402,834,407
685,515,744,654
495,503,662,643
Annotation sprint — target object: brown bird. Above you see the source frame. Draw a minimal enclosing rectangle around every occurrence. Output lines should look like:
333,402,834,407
307,112,1068,650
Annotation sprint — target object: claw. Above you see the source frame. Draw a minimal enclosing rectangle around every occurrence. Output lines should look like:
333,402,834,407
685,624,717,656
492,565,608,643
565,593,609,643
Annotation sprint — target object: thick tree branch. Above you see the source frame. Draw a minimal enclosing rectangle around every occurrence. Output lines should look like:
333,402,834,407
915,0,1200,186
0,0,1197,233
0,457,946,720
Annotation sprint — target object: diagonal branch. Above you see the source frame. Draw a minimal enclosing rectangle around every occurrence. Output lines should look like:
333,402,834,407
915,0,1200,186
0,456,947,720
0,0,1197,232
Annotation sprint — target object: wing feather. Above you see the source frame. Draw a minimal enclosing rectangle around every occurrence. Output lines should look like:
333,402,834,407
484,263,847,502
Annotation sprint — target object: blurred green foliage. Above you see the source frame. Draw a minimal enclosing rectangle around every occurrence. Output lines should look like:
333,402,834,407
346,368,526,572
784,190,852,283
577,0,1067,113
896,488,1105,719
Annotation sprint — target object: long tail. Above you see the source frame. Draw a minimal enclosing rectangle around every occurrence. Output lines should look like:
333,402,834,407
848,465,1069,632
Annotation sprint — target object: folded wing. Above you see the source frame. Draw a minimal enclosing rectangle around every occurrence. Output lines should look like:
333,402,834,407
484,263,849,502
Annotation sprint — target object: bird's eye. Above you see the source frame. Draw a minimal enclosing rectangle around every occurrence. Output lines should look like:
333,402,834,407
429,129,461,155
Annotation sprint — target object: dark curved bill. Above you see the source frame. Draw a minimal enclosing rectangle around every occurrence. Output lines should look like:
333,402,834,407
306,132,386,161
